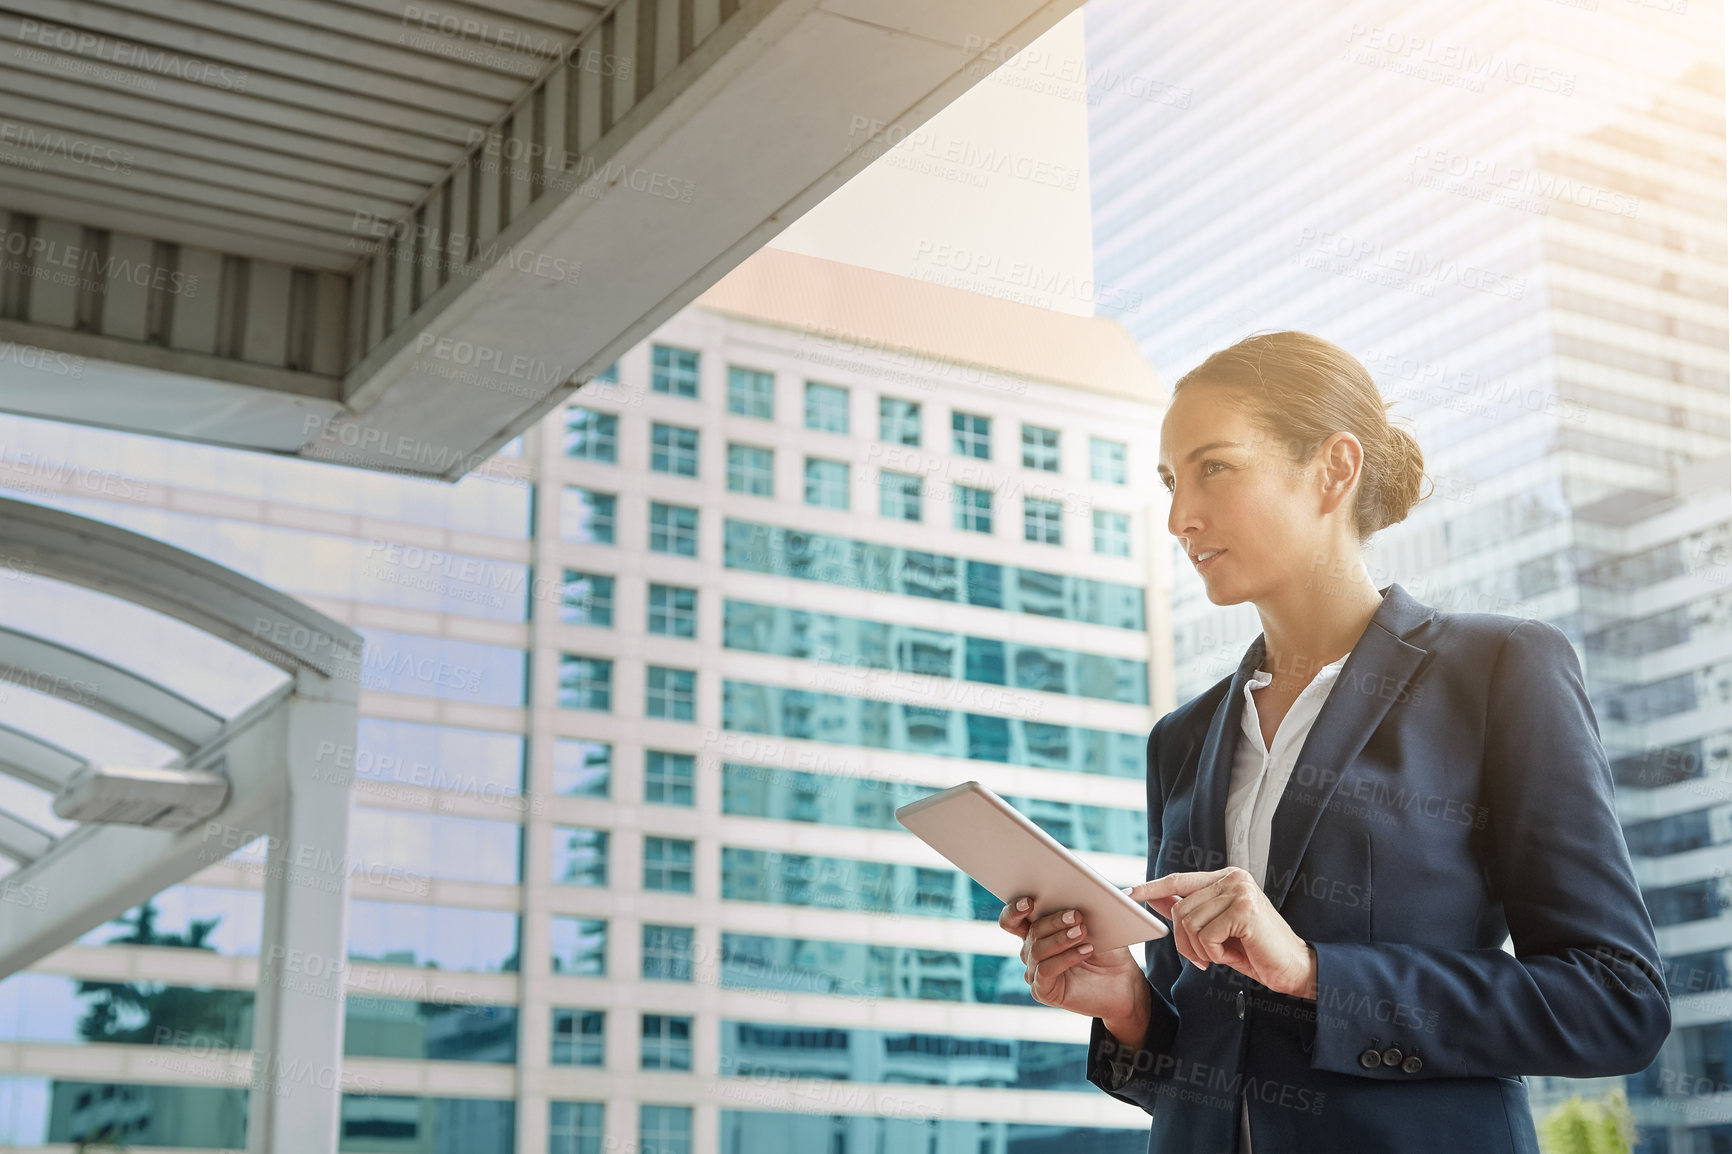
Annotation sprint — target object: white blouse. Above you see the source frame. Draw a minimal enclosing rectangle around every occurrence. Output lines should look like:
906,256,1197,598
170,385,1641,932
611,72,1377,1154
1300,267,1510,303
1228,649,1352,1154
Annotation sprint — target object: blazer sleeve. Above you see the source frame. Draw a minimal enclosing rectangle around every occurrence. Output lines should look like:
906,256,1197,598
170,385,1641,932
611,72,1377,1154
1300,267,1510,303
1085,714,1187,1112
1309,618,1672,1080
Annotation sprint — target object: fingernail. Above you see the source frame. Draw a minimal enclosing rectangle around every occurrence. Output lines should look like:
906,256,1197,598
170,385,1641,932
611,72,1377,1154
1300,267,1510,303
1078,944,1094,955
1067,926,1082,939
1062,910,1076,925
1017,898,1030,911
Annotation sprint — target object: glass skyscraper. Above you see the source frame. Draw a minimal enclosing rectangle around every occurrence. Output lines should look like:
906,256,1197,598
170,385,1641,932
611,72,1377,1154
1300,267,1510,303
1084,0,1727,1147
0,245,1173,1153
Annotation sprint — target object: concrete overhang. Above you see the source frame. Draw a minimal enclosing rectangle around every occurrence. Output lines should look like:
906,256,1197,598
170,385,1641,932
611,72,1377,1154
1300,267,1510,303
0,0,1083,478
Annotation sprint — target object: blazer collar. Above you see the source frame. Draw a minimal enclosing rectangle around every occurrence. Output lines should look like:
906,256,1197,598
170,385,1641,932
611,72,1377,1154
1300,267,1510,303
1184,580,1436,911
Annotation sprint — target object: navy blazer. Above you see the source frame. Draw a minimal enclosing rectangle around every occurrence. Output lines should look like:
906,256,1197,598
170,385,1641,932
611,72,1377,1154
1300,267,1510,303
1088,581,1670,1154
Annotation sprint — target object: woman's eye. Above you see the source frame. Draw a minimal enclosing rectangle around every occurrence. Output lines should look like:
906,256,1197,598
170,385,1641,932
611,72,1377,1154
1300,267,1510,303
1202,461,1226,477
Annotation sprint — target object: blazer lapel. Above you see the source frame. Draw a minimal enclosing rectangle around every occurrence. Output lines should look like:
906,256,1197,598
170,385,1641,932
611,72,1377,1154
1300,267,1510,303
1184,582,1437,911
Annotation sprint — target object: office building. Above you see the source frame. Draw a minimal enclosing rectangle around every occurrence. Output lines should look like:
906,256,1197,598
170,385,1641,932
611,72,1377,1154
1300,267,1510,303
0,244,1172,1154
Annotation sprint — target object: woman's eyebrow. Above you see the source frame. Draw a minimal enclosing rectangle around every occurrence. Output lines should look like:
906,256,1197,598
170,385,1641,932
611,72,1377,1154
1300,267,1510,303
1159,440,1246,473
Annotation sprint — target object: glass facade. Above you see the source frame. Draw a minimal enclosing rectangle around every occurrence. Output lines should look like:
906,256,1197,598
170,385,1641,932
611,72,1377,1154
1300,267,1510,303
722,680,1146,776
718,933,1038,1006
719,763,1146,854
723,520,1147,628
721,599,1150,703
719,1021,1091,1090
720,1112,1146,1154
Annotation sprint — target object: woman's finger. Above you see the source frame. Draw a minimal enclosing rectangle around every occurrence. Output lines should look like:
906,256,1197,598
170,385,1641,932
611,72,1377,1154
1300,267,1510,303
1170,897,1208,969
1179,892,1244,964
997,895,1035,936
1030,941,1098,998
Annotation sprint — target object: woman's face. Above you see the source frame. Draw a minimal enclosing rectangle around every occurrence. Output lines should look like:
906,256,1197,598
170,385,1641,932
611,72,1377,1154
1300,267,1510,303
1157,384,1355,607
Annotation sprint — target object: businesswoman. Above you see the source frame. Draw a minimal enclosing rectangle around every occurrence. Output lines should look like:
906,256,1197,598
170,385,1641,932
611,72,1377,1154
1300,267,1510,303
998,331,1670,1153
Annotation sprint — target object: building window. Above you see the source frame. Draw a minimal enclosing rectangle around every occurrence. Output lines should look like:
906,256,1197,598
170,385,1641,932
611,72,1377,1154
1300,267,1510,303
639,1105,692,1154
550,1011,605,1067
645,751,695,805
553,826,608,886
650,424,699,477
726,444,773,496
549,1101,603,1154
562,408,617,462
1093,510,1130,557
553,739,611,797
639,1020,692,1072
595,361,619,383
648,502,698,556
727,366,774,418
879,470,922,521
1090,437,1127,484
641,924,693,981
651,344,698,398
879,398,921,446
551,916,607,975
1025,498,1063,545
643,837,694,892
646,666,696,721
558,656,613,711
804,458,850,510
955,485,992,533
952,412,990,459
560,488,615,544
647,585,697,638
1022,424,1060,471
804,382,849,433
558,571,614,627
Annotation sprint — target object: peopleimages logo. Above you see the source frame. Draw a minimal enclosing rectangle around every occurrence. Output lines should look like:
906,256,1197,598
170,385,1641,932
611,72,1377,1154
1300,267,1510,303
15,20,249,91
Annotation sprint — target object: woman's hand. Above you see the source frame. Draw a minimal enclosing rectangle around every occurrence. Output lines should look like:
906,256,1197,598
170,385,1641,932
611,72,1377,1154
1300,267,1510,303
998,896,1152,1042
1129,868,1317,1000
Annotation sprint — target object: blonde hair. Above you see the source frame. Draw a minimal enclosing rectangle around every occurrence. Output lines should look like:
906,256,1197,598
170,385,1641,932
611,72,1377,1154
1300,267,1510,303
1174,330,1431,541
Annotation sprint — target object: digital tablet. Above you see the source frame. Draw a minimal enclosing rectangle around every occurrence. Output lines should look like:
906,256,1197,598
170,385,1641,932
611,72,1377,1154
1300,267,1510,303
895,780,1168,950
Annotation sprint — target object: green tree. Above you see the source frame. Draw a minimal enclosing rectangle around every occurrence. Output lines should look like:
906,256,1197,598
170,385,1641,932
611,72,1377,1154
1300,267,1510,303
1539,1087,1635,1154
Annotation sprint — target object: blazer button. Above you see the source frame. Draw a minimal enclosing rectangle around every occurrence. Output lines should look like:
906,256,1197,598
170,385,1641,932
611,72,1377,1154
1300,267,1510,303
1358,1048,1382,1069
1381,1047,1403,1067
1402,1055,1424,1074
